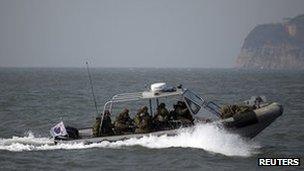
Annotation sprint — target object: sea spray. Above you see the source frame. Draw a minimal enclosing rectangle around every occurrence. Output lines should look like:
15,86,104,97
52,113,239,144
0,123,260,156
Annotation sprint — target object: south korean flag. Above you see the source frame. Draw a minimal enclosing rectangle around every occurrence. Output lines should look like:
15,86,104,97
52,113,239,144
50,121,67,138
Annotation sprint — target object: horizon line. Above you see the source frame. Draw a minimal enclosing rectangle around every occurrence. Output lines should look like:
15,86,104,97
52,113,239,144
0,66,234,69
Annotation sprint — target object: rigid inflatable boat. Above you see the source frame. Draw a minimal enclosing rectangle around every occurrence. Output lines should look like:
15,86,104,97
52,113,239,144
50,83,283,144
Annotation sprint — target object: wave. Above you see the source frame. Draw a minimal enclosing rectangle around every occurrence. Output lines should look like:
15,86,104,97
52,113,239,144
0,124,260,157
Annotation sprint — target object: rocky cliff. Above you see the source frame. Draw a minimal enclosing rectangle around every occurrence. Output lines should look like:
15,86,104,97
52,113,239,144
236,14,304,69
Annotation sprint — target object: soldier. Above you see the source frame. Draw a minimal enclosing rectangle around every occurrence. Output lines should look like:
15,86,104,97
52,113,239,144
220,105,234,119
114,108,134,134
100,110,114,136
92,117,101,137
179,101,193,121
134,106,147,127
153,103,169,130
169,104,179,120
135,106,152,133
172,101,194,126
220,104,254,119
254,96,263,108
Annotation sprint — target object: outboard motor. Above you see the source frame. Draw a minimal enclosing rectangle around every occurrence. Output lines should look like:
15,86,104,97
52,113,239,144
54,126,79,140
65,126,80,139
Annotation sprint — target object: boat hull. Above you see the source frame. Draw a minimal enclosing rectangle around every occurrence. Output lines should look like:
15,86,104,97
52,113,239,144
54,102,283,144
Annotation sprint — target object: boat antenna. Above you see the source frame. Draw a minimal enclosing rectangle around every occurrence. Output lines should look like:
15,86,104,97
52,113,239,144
86,61,99,116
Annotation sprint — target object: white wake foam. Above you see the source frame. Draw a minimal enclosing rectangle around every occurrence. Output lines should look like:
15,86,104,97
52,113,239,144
0,124,260,156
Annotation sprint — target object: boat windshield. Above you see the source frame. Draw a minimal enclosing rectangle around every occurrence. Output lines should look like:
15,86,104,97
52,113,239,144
183,90,204,115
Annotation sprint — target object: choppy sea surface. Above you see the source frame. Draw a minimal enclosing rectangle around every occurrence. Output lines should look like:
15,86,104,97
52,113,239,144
0,68,303,170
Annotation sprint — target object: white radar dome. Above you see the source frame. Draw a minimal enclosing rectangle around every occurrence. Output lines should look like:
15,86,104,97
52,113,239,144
150,83,167,92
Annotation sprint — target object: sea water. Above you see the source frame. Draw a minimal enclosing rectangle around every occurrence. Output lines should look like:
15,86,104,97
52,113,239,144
0,68,303,170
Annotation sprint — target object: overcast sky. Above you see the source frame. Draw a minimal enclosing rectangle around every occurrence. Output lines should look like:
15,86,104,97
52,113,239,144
1,0,304,68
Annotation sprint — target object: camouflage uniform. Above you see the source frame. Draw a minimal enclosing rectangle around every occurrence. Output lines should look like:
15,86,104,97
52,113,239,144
114,108,134,134
220,104,254,119
254,96,263,108
92,117,101,137
176,101,193,122
134,107,145,127
169,101,194,127
135,106,152,133
100,110,114,136
153,103,170,130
